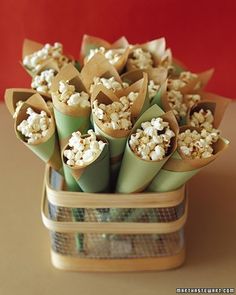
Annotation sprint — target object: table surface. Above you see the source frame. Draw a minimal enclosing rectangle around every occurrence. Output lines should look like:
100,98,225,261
0,102,235,295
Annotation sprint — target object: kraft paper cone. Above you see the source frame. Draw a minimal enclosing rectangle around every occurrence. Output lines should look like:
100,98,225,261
121,67,168,104
147,126,230,192
115,104,179,193
186,91,231,128
4,88,51,116
80,53,123,92
91,73,149,183
126,38,172,71
62,137,110,193
51,63,92,191
154,71,216,124
14,94,63,174
80,35,129,73
22,39,75,77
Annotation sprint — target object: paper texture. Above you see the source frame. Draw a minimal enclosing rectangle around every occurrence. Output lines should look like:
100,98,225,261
115,104,179,193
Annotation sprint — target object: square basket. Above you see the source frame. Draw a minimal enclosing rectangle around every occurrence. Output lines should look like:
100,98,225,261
41,165,188,272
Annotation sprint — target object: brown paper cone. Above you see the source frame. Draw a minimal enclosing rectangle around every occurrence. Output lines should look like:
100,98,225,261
14,94,62,173
80,53,123,92
80,34,129,62
121,67,168,86
164,125,229,172
189,91,231,128
51,63,91,118
4,88,51,116
22,39,74,77
126,38,172,71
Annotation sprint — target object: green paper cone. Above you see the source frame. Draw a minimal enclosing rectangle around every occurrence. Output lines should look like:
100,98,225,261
115,104,179,194
147,127,230,193
14,94,63,174
63,137,110,193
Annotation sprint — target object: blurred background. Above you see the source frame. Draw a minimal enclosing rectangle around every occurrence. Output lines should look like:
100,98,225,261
0,0,236,100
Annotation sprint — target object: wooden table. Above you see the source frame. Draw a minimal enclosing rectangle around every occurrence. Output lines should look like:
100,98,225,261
0,102,235,295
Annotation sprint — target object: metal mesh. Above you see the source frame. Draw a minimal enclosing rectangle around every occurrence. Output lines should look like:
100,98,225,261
47,168,185,260
50,230,184,259
48,202,185,223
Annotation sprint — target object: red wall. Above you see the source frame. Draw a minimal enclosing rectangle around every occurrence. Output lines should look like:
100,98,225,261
1,0,236,100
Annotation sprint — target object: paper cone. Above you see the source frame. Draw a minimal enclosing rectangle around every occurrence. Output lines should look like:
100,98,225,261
80,53,123,92
62,136,110,193
121,67,168,104
126,38,172,71
172,57,187,75
80,35,130,73
22,39,74,77
4,88,51,116
91,73,149,183
115,104,179,193
147,126,230,192
14,94,63,174
186,91,231,128
50,63,92,191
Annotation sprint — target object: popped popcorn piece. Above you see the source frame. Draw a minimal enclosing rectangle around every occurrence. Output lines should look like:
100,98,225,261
167,90,188,120
23,42,70,72
168,71,198,91
92,92,138,131
190,108,215,131
179,71,198,84
87,46,124,64
63,130,106,167
129,117,175,161
17,107,52,144
52,80,90,107
185,94,201,108
178,128,220,159
90,76,129,93
148,80,160,99
31,69,56,94
128,48,153,70
13,100,24,119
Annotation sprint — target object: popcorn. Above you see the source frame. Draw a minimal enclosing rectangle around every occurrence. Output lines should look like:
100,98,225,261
17,107,52,144
31,69,56,94
23,42,70,72
87,47,124,65
128,48,153,69
167,90,188,120
53,80,90,107
148,80,160,99
178,128,220,159
184,94,201,108
90,76,129,93
13,100,24,118
92,92,138,130
129,117,175,161
190,108,215,131
63,130,106,166
168,71,199,91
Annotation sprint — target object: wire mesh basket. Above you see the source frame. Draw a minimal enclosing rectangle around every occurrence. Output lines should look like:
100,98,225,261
42,165,187,272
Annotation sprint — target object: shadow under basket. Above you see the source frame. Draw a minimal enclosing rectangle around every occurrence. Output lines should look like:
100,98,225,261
41,165,188,272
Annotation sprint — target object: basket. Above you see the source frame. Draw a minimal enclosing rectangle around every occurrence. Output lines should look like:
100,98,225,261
42,165,188,272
